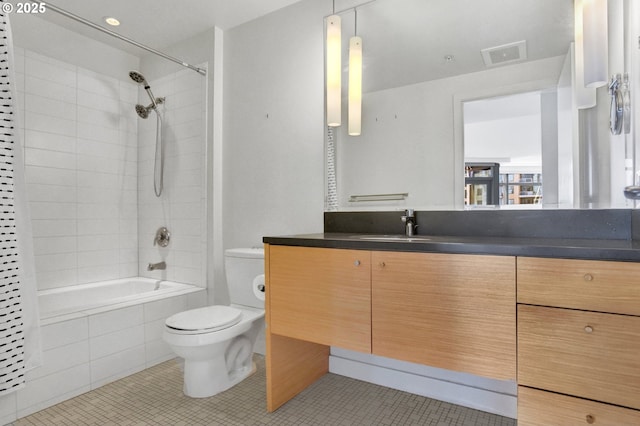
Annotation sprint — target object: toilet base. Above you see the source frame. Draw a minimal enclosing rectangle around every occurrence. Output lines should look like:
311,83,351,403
183,356,255,398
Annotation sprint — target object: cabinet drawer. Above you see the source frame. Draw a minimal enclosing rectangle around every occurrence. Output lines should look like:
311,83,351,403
517,257,640,315
518,386,640,426
518,305,640,410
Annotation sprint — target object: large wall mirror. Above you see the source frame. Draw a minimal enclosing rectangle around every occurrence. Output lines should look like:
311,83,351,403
326,0,637,211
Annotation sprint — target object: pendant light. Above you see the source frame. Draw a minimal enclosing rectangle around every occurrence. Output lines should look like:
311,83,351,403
573,0,596,108
582,0,608,88
326,2,341,127
348,10,362,136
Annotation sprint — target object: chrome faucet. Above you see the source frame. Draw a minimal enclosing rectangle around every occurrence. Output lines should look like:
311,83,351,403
147,261,166,271
401,209,417,236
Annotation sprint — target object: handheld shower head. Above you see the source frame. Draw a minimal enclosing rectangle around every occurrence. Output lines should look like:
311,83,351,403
129,70,147,85
129,70,159,110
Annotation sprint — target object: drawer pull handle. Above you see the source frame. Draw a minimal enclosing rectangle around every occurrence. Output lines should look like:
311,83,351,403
583,273,594,282
584,325,594,333
354,260,361,267
379,262,386,268
586,414,595,424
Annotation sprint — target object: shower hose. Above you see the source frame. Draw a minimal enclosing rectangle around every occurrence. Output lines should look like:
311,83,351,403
153,110,164,197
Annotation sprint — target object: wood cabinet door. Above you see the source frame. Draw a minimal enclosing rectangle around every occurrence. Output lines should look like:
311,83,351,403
518,304,640,410
268,245,371,353
371,252,516,380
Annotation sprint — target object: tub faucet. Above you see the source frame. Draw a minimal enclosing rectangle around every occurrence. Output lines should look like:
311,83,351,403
401,209,417,236
148,261,166,271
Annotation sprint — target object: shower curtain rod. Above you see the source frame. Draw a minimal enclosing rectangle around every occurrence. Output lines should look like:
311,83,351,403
28,0,207,76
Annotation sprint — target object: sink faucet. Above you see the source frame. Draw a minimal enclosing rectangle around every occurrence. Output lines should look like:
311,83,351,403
401,209,417,236
147,261,166,271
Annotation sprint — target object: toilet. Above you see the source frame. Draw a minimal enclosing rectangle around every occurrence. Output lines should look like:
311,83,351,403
162,248,265,398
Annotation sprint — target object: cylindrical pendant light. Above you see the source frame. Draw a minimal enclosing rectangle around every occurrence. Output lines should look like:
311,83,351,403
573,0,596,108
582,0,608,88
326,14,342,127
348,33,362,136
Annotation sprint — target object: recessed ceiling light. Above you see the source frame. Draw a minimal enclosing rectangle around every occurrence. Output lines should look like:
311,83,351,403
104,16,120,26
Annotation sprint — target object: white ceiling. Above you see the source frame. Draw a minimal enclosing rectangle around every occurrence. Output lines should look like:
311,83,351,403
345,0,574,92
9,0,574,93
9,0,307,55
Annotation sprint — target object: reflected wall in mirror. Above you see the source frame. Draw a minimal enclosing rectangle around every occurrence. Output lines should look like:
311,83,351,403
327,0,639,211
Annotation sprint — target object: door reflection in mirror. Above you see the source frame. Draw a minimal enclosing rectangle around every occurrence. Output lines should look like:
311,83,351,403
463,91,547,207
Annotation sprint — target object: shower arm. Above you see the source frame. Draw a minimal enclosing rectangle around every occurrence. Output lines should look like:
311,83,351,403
145,85,158,108
28,0,206,76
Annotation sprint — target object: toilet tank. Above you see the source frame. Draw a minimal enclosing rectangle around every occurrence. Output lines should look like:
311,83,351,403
225,248,265,309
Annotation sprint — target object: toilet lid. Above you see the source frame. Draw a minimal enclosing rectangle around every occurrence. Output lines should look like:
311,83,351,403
165,306,242,334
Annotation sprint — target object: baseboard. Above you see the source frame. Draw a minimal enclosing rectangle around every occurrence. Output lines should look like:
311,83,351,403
329,350,517,419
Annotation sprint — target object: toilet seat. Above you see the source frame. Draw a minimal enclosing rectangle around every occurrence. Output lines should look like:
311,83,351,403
165,305,242,335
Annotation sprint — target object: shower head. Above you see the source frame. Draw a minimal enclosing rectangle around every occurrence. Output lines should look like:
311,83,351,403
135,104,152,119
129,70,160,112
135,97,165,119
129,70,147,85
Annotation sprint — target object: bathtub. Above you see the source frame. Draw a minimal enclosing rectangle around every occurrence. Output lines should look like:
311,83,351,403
38,277,202,323
11,277,206,420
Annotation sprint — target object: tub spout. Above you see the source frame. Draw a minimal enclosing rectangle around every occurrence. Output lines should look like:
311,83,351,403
148,261,166,271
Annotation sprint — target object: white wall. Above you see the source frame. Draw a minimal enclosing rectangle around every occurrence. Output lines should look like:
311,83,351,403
465,115,542,170
222,0,326,298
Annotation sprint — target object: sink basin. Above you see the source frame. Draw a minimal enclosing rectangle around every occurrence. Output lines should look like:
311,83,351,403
353,235,431,242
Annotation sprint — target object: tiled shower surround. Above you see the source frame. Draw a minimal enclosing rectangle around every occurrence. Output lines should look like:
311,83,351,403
17,49,140,290
0,47,208,422
14,48,207,290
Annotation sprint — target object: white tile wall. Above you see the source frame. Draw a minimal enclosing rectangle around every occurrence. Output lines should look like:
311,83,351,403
17,50,207,292
137,67,206,287
16,50,140,291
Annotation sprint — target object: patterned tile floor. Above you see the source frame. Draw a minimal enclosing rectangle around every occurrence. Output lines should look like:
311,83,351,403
15,356,516,425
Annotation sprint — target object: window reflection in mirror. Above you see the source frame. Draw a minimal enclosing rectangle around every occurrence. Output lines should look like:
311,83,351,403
464,91,545,207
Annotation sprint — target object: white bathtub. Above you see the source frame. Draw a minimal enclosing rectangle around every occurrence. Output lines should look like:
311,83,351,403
38,277,202,323
11,277,206,420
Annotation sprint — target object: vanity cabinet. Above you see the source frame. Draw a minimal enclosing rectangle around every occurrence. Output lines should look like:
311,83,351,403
517,257,640,425
265,244,371,411
265,244,517,411
371,251,516,381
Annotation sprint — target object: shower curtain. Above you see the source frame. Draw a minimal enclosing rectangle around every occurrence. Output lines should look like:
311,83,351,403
0,9,42,395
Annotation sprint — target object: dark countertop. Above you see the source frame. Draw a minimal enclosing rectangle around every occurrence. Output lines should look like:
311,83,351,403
263,233,640,262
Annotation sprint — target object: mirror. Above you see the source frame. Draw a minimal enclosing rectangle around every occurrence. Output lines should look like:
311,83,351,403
327,0,634,211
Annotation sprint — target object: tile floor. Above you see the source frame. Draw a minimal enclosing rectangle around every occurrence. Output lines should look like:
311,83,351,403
14,356,516,425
